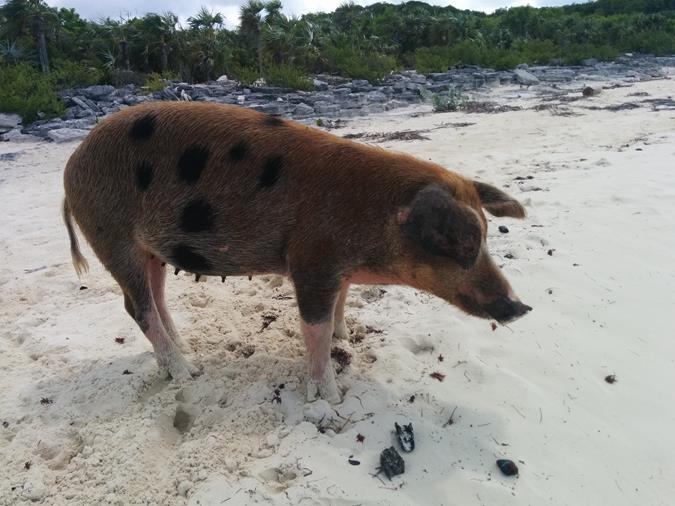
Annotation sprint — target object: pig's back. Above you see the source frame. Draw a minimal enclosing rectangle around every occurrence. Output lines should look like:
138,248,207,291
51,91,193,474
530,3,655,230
63,101,452,276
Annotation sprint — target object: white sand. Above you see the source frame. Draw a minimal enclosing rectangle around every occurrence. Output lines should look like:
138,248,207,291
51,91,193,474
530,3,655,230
1,78,674,506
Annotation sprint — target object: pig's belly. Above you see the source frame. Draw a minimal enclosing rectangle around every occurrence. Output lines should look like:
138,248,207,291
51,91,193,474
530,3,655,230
140,221,290,278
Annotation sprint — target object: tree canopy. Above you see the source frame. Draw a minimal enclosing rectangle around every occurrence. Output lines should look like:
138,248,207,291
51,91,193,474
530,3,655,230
1,0,674,86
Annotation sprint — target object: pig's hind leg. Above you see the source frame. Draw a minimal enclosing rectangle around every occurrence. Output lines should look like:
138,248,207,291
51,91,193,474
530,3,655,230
292,268,342,404
147,258,189,352
115,251,199,380
333,282,350,340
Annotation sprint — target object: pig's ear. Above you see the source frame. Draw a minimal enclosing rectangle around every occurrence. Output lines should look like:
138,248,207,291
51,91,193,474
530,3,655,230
400,185,482,269
474,181,526,218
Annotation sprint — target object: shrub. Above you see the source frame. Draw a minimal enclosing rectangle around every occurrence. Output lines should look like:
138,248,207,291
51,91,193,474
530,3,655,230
513,39,560,64
107,69,147,87
412,47,454,74
323,45,398,83
429,87,467,112
488,51,523,70
264,64,313,90
230,66,260,86
631,30,675,54
52,59,104,88
0,63,64,123
448,40,491,67
560,43,619,64
143,73,168,93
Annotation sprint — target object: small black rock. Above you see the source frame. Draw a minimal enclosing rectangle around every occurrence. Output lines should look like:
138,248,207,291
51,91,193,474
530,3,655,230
379,447,405,479
79,285,87,290
496,459,519,476
498,226,509,234
394,422,415,453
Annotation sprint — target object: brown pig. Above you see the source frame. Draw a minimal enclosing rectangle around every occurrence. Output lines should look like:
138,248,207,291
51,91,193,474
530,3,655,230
62,102,531,403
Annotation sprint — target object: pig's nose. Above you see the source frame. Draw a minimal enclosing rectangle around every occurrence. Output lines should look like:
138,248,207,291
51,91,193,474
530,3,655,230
484,298,532,323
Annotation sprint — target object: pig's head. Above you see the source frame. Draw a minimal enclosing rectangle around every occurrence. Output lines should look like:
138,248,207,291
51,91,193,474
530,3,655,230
395,181,531,324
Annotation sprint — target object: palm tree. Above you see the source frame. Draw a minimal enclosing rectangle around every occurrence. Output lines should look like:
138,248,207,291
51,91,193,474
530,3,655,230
429,13,458,46
188,7,224,32
100,16,137,71
185,7,226,82
0,0,57,73
239,0,283,77
158,12,178,72
239,0,265,76
140,12,178,73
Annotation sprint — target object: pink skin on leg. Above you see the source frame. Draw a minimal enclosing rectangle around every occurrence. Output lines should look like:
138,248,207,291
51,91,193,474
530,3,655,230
140,258,198,379
147,258,187,351
333,282,350,340
301,319,341,403
139,300,197,380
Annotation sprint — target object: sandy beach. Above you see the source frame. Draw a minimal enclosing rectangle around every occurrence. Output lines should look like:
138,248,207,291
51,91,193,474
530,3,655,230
1,77,675,506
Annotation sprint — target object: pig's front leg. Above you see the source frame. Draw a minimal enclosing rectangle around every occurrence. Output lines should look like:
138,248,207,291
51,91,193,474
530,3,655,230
301,320,340,403
292,267,342,404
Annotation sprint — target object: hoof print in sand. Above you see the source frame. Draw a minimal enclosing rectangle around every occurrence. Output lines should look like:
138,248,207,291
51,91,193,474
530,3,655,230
173,406,194,433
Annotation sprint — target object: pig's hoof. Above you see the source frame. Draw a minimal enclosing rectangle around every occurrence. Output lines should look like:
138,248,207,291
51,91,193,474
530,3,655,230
307,374,341,404
163,352,201,381
333,319,349,340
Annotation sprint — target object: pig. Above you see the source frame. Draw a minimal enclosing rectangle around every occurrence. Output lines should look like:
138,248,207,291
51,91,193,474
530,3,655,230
62,102,531,403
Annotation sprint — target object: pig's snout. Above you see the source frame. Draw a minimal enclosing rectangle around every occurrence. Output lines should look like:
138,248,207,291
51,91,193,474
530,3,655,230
456,292,532,323
452,253,531,324
483,297,532,323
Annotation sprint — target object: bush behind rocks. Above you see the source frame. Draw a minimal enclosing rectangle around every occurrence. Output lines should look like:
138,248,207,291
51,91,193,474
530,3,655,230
0,63,65,123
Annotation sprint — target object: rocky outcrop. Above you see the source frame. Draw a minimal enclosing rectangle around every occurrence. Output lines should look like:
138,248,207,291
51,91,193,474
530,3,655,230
514,68,540,86
4,54,673,141
47,128,91,143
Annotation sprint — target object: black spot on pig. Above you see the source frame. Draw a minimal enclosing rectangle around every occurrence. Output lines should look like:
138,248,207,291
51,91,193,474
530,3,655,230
229,141,248,161
263,115,284,127
171,244,212,272
178,145,210,184
259,156,283,188
136,161,153,191
181,199,215,233
129,115,156,140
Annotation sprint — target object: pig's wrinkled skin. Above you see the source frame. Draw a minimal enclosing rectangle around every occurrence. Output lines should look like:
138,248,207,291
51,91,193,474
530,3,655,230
62,102,531,403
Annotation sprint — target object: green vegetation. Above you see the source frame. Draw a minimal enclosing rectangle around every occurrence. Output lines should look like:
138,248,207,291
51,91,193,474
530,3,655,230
143,72,169,93
264,63,313,90
1,0,675,121
0,63,64,122
429,88,468,112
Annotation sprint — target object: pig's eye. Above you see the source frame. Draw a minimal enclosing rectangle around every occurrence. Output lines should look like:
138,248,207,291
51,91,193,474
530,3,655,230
402,185,481,269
